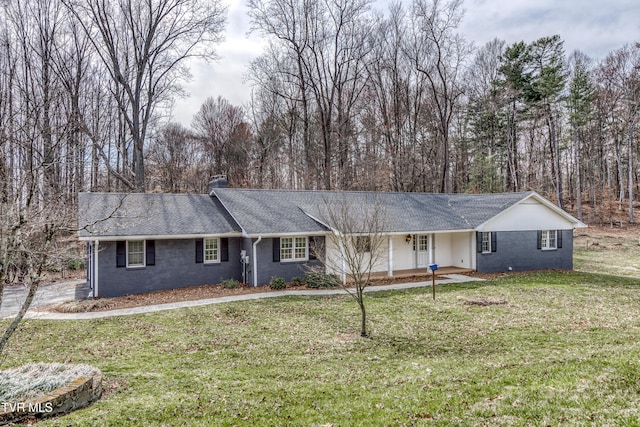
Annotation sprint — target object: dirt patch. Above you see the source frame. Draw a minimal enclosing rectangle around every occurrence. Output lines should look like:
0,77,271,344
462,297,508,307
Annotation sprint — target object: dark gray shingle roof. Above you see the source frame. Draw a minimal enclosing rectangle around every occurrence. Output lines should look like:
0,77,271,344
212,189,534,235
78,192,241,238
78,189,545,239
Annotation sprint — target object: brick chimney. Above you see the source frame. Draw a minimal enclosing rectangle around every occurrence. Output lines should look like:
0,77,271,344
208,175,228,194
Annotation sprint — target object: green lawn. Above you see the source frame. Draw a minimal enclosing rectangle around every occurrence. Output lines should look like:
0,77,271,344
574,231,640,278
3,271,640,426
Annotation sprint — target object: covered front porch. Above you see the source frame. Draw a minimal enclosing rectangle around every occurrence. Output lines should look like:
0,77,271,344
382,231,477,276
325,230,478,280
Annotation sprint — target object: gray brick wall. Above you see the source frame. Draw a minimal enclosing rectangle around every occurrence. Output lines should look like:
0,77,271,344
96,238,243,297
476,230,573,273
253,237,324,286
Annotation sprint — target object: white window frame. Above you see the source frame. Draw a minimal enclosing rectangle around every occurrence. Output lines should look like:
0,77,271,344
281,236,308,262
541,230,557,250
481,232,491,254
204,237,220,264
355,236,372,253
418,235,429,252
126,240,145,268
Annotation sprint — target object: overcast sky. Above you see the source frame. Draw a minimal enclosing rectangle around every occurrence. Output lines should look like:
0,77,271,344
171,0,640,127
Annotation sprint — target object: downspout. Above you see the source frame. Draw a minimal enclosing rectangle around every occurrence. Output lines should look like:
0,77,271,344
252,236,262,287
93,240,99,298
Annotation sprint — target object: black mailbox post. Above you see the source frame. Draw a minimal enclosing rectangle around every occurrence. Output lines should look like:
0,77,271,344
428,264,438,300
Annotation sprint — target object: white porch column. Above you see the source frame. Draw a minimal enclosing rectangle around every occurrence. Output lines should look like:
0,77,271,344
428,234,434,265
339,237,347,284
387,235,393,277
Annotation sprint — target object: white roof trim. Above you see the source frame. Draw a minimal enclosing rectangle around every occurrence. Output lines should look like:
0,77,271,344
245,231,331,238
79,232,243,242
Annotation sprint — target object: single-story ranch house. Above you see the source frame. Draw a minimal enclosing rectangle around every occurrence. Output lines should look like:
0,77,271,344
78,179,586,298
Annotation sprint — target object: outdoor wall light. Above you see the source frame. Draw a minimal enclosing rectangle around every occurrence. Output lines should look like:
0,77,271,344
405,234,412,243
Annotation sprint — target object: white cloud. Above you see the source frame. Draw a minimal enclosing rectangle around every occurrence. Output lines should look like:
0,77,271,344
172,0,640,128
460,0,640,59
171,0,265,126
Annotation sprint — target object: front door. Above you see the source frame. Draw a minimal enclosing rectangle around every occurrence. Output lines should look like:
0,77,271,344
416,234,430,268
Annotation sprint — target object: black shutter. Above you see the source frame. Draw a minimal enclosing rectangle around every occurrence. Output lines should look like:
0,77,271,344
476,232,482,253
537,231,542,250
146,240,155,266
195,238,203,263
273,238,280,262
557,230,563,248
116,241,126,268
221,238,229,262
491,232,497,252
308,236,317,260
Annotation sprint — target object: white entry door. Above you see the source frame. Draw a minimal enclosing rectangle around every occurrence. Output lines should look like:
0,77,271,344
416,234,430,268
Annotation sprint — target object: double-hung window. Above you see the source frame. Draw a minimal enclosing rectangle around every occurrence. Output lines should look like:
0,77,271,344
540,230,557,250
127,240,145,268
281,237,308,261
355,236,372,253
481,232,491,253
204,237,220,263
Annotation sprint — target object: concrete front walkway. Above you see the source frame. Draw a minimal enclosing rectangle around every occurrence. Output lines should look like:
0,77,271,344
23,274,484,320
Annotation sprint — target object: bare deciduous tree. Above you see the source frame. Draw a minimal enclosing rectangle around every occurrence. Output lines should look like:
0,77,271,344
409,0,471,193
312,194,388,337
62,0,227,192
192,96,252,187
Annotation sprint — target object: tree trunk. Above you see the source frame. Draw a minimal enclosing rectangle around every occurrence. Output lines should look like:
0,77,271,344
575,126,583,221
0,280,39,356
628,113,635,223
547,104,564,209
359,296,367,337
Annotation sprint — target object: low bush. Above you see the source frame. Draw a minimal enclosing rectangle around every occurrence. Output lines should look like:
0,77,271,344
290,276,305,287
221,278,241,289
66,258,85,271
269,276,286,290
304,272,340,289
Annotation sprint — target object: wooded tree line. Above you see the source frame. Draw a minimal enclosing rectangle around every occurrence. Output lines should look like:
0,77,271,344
1,0,639,228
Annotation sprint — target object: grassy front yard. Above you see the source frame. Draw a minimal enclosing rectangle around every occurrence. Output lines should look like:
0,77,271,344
574,225,640,277
2,271,640,426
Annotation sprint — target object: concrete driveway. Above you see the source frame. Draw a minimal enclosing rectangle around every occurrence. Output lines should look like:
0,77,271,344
0,279,90,319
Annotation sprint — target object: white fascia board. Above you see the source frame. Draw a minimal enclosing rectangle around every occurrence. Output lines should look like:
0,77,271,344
244,231,332,238
475,191,587,231
78,232,243,242
385,229,475,235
